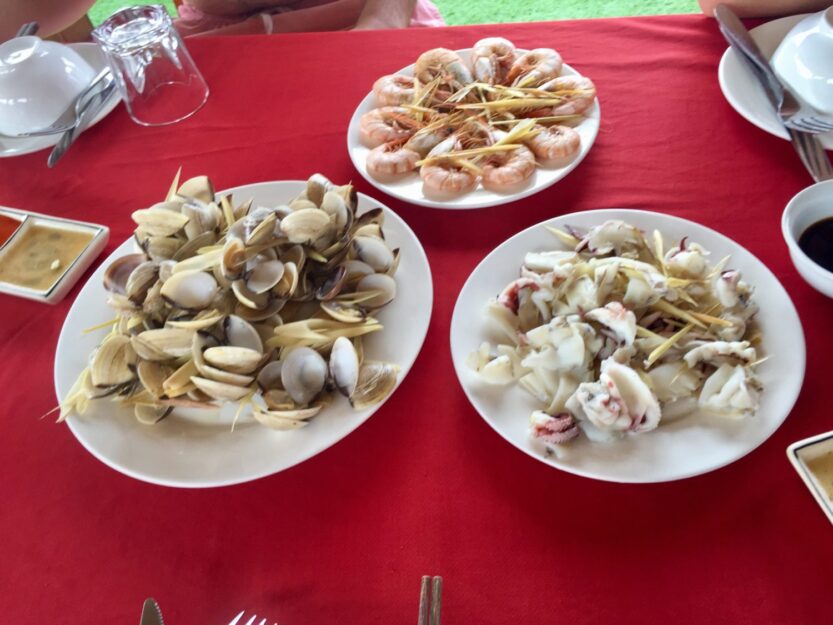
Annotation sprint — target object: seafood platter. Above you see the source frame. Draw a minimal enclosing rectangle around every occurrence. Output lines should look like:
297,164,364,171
451,210,805,482
53,173,433,487
347,38,600,209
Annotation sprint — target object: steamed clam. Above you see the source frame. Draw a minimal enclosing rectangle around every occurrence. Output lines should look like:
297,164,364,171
59,172,402,431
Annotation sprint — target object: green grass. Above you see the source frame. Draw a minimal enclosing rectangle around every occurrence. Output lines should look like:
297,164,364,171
88,0,699,27
90,0,177,25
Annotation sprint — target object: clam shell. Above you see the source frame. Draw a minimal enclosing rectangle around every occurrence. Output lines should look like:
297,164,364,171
252,409,314,430
143,236,182,261
224,315,263,352
193,332,256,386
134,404,172,425
160,270,219,310
132,207,189,237
203,346,264,375
353,236,393,272
103,254,145,295
173,231,218,261
177,175,214,203
245,211,279,246
191,376,252,401
125,261,159,304
329,336,359,397
182,200,220,241
306,173,332,206
232,280,270,310
162,359,199,397
90,335,137,387
288,198,319,211
273,261,298,299
247,258,285,294
135,328,194,359
280,208,331,244
221,238,247,280
256,361,283,391
350,361,400,410
234,299,285,323
281,347,328,406
315,265,347,301
355,273,397,308
137,360,173,398
320,300,367,323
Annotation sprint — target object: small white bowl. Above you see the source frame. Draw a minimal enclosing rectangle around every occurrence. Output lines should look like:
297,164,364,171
0,36,96,136
771,8,833,116
787,431,833,526
781,179,833,298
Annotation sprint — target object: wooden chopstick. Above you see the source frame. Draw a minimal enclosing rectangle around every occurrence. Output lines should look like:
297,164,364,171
418,576,430,625
430,576,443,625
418,575,443,625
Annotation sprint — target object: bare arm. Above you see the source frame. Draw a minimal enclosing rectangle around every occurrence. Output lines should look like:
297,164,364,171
354,0,416,29
698,0,831,17
191,0,365,35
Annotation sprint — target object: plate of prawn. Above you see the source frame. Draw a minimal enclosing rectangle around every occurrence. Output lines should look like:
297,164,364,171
450,210,805,483
347,38,601,209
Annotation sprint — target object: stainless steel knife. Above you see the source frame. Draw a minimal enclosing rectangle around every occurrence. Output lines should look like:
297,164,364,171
140,598,164,625
714,4,833,182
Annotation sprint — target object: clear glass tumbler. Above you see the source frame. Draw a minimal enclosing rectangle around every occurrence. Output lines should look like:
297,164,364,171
92,5,209,126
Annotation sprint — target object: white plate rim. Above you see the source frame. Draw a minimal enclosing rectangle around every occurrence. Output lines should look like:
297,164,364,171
0,42,121,158
54,180,434,488
450,208,806,483
347,48,601,210
717,14,833,150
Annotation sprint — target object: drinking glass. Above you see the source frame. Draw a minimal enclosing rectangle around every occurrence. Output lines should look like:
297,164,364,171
92,5,208,126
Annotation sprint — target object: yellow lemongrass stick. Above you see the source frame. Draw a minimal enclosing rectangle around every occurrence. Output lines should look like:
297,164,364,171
416,145,521,168
456,98,565,110
652,229,666,275
489,115,580,125
653,299,708,329
636,325,664,340
545,225,580,247
645,323,694,368
231,392,253,432
450,158,483,175
674,289,699,307
707,255,732,279
690,311,734,327
494,118,539,145
172,248,223,274
401,104,439,115
196,244,224,255
83,317,118,334
749,355,770,368
166,166,183,202
334,290,384,304
220,195,235,229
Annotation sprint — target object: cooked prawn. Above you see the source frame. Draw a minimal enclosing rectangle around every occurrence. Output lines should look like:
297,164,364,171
414,48,473,89
359,107,422,148
481,145,536,193
471,37,517,85
420,162,478,199
524,124,580,167
366,140,421,183
372,74,416,107
506,48,563,87
540,76,597,115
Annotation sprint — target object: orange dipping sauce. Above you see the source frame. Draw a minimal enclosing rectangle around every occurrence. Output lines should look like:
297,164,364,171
0,213,23,246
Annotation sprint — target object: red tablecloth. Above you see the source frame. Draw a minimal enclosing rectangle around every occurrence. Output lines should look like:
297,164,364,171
1,14,832,625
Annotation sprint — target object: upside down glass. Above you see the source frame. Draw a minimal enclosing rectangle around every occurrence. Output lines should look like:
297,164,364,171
92,5,208,126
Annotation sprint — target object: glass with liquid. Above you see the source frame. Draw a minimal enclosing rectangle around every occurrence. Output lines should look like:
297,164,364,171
92,4,209,126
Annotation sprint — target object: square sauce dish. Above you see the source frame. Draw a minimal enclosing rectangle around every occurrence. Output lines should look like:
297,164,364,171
0,207,108,305
788,432,833,526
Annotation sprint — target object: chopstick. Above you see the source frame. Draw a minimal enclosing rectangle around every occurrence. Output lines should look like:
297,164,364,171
418,575,443,625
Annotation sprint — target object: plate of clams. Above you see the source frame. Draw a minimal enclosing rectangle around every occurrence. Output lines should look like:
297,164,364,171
53,173,433,487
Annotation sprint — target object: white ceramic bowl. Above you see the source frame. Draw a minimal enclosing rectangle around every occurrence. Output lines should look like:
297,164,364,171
0,36,96,136
771,8,833,116
782,179,833,298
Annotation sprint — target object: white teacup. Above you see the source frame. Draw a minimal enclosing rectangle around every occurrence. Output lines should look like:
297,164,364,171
0,36,96,136
771,8,833,116
782,179,833,299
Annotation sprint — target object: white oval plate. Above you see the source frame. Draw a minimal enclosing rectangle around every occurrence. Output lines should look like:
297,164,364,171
54,181,433,488
0,42,121,158
718,14,833,150
347,48,601,210
451,209,805,483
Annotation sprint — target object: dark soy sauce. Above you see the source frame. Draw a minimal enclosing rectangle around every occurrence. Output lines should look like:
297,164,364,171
798,217,833,273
